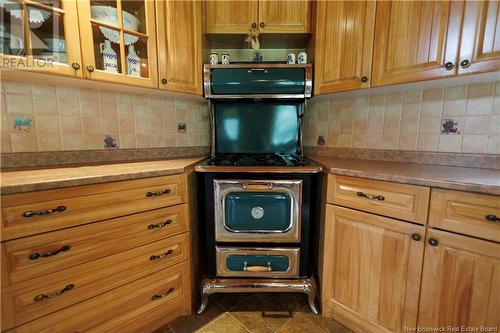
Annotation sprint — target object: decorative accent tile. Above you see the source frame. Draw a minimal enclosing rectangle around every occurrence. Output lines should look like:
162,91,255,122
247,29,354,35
11,116,33,132
441,119,460,135
177,122,187,134
103,135,118,149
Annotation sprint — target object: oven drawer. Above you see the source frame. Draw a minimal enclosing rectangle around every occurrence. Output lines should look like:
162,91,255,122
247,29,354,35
215,180,302,242
216,246,299,278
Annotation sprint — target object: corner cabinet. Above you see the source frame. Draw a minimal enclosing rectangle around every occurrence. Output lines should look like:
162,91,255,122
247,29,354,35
313,1,375,94
157,0,203,95
0,0,83,77
76,0,158,88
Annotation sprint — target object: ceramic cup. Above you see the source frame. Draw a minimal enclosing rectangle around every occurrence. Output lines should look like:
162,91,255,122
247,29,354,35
221,53,230,64
209,52,218,65
298,51,307,64
287,53,296,64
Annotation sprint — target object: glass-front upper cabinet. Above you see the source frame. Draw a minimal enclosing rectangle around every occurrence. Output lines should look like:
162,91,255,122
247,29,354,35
76,0,157,88
0,0,83,76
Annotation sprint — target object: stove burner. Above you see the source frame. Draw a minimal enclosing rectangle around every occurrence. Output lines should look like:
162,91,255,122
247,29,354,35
206,153,309,167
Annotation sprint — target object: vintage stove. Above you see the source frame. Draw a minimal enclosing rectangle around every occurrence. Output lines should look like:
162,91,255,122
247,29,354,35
195,64,320,315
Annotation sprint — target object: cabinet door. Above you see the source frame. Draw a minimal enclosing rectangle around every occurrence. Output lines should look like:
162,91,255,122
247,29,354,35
418,229,500,328
314,1,375,94
458,0,500,75
372,1,463,87
0,0,82,77
205,1,258,34
258,0,311,33
157,0,202,95
76,0,158,88
321,205,425,332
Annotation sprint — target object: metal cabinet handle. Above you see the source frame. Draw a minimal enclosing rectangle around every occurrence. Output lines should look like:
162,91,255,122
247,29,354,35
86,65,95,72
428,239,438,246
148,219,173,230
444,62,454,70
252,22,257,28
71,62,80,70
161,78,168,84
146,189,171,197
361,76,368,83
23,205,66,218
485,214,500,222
260,22,265,28
149,249,174,261
356,191,385,201
151,287,174,300
29,245,71,260
34,284,74,302
247,68,268,73
411,233,421,241
243,261,272,272
460,59,470,68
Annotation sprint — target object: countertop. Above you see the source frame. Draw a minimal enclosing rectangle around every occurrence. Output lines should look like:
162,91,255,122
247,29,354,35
310,157,500,195
0,157,206,195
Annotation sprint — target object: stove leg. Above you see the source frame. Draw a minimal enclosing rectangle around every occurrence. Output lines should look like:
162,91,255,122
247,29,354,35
304,278,319,315
197,279,214,315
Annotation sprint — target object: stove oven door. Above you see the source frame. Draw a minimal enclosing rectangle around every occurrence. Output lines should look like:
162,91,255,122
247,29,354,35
216,246,300,278
214,180,302,242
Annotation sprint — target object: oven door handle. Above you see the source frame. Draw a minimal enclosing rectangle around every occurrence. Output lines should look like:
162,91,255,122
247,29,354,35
241,182,274,190
243,261,272,272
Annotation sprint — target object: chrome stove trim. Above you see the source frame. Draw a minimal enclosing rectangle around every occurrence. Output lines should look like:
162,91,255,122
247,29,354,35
216,246,300,278
203,63,312,99
214,179,302,242
197,277,319,315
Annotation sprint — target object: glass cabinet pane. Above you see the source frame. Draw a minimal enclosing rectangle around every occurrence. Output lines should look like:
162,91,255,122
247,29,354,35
1,1,26,56
92,22,121,73
126,34,148,78
28,5,67,64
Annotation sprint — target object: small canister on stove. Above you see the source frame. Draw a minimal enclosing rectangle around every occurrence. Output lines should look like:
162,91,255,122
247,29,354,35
221,53,230,64
209,52,218,65
298,51,307,64
287,53,296,64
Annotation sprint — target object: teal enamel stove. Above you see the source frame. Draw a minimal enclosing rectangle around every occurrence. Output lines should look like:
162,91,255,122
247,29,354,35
197,63,319,315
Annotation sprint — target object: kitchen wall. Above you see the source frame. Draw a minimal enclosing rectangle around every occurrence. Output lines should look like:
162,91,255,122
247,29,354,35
304,81,500,154
0,80,210,153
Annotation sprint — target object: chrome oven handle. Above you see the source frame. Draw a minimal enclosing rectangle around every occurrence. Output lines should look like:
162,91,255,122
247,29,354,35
243,261,272,272
239,182,274,190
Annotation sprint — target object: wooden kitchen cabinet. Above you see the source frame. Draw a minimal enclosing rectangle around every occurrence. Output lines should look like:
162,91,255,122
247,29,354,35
0,0,83,77
204,0,311,34
156,0,203,95
76,0,158,88
458,0,500,75
371,1,464,87
418,229,500,328
313,1,375,94
321,205,425,332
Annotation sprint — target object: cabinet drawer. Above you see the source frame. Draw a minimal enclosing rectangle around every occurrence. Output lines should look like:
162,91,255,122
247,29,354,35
2,233,189,330
429,189,500,242
2,204,189,287
10,261,190,333
1,174,187,241
327,175,430,224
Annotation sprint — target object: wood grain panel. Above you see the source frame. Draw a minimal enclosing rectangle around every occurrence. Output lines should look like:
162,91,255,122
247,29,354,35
157,0,202,94
327,175,430,224
258,0,311,33
1,174,187,241
429,188,500,242
313,1,375,94
418,229,500,329
2,204,189,286
458,0,500,75
372,1,464,86
2,233,189,330
205,1,257,33
321,205,425,332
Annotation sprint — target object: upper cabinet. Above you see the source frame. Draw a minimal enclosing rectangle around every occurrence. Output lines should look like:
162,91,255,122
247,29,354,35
76,0,158,88
0,0,83,77
313,1,375,94
371,1,463,87
205,0,311,34
156,0,203,95
459,0,500,75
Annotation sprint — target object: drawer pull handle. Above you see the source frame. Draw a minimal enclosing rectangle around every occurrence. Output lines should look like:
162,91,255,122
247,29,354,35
34,284,74,302
357,192,385,201
411,233,421,241
146,189,171,197
151,287,175,300
428,239,438,247
148,219,173,230
243,261,272,272
485,214,500,222
23,205,66,218
149,249,174,261
29,245,71,260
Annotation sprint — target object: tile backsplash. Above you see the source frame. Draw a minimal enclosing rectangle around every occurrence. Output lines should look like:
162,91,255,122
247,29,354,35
0,80,210,153
304,81,500,154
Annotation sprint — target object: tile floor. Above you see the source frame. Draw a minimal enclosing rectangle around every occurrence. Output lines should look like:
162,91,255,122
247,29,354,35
154,293,354,333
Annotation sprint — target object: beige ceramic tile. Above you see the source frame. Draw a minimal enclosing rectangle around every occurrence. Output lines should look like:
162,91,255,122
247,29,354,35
99,91,117,104
417,135,439,151
423,88,443,101
60,115,82,133
464,116,491,135
401,103,421,119
275,314,327,333
326,133,338,147
338,134,352,148
56,86,79,99
36,115,60,133
421,100,442,117
487,135,500,154
369,95,384,106
80,99,99,118
442,99,466,117
176,134,187,147
383,119,400,135
100,102,118,119
79,88,98,100
187,134,199,146
119,133,136,149
4,80,31,95
33,95,58,115
444,85,467,100
61,132,84,150
466,97,493,116
398,135,418,151
340,119,353,135
84,134,103,150
149,96,162,108
11,131,37,152
164,134,176,147
31,83,56,96
317,121,328,137
196,313,248,333
368,105,384,119
399,117,419,134
151,134,164,148
419,117,441,135
381,134,398,149
58,98,81,116
461,135,487,153
136,134,151,148
403,90,422,104
489,115,500,134
468,82,494,98
37,133,62,151
352,133,366,148
438,135,462,152
117,93,133,105
81,116,102,135
365,134,382,149
6,94,33,114
101,117,119,135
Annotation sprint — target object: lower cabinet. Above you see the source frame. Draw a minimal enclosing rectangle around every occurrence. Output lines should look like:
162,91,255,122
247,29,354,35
321,205,425,332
